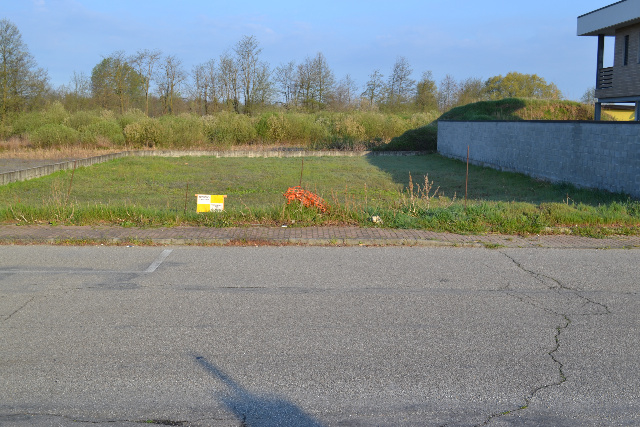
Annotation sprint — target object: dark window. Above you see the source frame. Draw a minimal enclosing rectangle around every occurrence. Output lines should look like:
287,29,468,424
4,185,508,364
624,35,629,65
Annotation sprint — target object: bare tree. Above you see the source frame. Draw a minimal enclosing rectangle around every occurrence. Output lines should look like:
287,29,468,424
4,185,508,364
203,59,220,114
580,86,596,105
251,61,274,108
190,59,222,115
362,69,385,108
331,74,359,110
274,61,297,107
157,54,187,114
295,52,334,111
191,63,207,115
386,56,415,108
437,74,459,112
234,35,263,114
130,49,162,116
60,71,91,111
218,52,239,112
311,52,334,107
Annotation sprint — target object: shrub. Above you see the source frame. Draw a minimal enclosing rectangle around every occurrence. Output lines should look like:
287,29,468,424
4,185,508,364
287,114,328,144
380,115,410,140
41,101,69,125
65,110,102,131
334,114,366,142
118,108,147,130
29,124,80,148
81,120,125,146
124,119,163,148
204,112,257,146
159,114,206,147
357,112,386,140
11,111,46,135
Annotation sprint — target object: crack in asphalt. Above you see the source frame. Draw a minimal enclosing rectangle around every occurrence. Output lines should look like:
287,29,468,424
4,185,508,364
1,296,37,322
476,251,612,426
0,412,229,426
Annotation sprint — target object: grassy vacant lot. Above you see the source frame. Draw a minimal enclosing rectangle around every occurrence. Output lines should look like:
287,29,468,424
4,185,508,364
1,154,638,236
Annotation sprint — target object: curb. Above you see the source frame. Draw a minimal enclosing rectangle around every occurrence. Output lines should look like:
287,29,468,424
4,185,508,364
1,225,639,249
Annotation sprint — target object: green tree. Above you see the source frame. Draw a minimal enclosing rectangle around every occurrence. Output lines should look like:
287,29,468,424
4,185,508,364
91,51,145,113
415,71,438,112
483,72,562,100
456,77,485,106
0,19,49,121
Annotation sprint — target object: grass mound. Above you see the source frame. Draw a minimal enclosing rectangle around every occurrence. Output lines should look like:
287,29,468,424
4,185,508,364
378,98,611,151
438,98,596,121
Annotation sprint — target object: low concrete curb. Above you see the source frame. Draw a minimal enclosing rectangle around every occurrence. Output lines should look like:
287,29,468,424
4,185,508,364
1,225,639,249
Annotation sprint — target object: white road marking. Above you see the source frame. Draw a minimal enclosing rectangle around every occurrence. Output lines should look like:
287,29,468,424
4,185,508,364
0,249,173,275
144,249,173,273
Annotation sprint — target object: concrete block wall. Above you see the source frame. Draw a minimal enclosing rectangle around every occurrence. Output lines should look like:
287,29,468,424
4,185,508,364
437,120,640,199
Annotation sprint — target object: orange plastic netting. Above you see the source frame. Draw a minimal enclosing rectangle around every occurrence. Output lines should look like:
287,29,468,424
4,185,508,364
283,186,329,213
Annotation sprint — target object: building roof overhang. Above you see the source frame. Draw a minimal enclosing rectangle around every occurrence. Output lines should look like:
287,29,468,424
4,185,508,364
578,0,640,36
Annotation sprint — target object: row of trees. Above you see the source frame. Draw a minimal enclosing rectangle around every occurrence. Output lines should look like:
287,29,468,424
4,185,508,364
2,18,566,122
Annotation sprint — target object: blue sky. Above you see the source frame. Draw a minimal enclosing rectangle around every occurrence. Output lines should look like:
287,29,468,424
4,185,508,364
3,0,615,101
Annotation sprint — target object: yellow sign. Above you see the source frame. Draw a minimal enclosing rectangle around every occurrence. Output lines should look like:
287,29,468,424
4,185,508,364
195,194,227,212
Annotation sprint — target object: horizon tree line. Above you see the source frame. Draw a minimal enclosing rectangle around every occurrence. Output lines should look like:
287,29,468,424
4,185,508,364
2,17,568,122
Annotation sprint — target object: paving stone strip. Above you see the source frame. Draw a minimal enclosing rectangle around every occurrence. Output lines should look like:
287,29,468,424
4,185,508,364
0,225,638,248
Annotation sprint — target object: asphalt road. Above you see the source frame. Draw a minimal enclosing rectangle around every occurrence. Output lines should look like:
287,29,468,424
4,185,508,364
0,246,638,426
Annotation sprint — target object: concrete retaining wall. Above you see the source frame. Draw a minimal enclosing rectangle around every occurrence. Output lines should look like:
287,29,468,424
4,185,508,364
0,152,129,186
0,150,425,186
437,120,640,199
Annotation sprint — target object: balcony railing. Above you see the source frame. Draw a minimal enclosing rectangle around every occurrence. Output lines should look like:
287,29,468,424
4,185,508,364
597,67,613,90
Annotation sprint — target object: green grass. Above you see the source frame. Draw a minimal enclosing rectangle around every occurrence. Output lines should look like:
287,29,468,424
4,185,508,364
1,155,638,236
438,98,605,122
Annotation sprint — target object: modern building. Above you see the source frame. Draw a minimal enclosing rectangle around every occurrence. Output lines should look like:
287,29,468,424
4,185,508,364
578,0,640,121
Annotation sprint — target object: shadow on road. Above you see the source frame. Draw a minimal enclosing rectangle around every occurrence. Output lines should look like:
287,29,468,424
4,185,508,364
194,355,324,427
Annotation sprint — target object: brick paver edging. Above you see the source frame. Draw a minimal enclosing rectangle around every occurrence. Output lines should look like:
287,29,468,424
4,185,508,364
0,225,639,249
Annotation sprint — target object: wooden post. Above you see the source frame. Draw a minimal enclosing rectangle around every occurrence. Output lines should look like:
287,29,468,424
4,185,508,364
184,183,189,214
299,159,304,187
465,145,469,208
